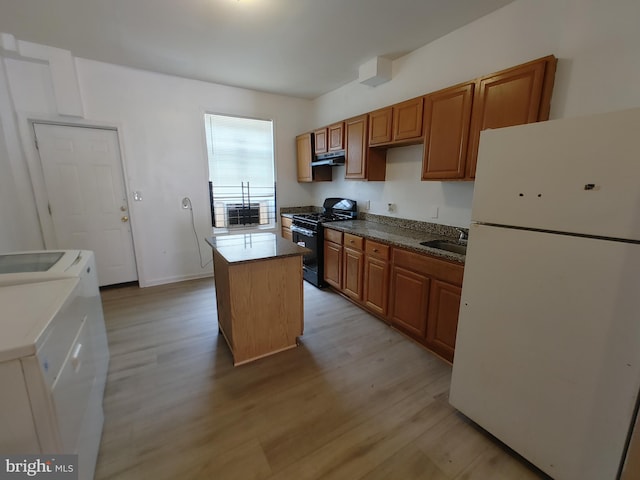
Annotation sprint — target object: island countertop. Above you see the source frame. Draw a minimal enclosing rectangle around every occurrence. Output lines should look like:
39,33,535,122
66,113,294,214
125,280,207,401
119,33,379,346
206,232,310,264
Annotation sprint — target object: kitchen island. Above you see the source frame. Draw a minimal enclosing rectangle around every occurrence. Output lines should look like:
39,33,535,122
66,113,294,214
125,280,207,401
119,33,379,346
206,232,310,366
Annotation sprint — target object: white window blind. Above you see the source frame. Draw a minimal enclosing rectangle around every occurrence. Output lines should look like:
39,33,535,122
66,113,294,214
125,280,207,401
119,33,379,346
204,114,276,231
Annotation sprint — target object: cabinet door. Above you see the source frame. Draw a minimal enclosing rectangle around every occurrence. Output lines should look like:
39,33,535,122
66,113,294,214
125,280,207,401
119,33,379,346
389,265,430,338
328,122,344,151
343,247,364,301
393,97,424,141
426,280,462,362
364,256,389,317
345,114,387,181
422,82,474,180
345,115,368,179
324,241,343,289
314,128,328,154
368,107,393,145
296,133,313,182
467,57,555,178
281,216,293,241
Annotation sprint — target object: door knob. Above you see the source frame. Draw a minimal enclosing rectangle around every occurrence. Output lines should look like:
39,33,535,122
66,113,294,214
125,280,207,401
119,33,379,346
121,216,129,222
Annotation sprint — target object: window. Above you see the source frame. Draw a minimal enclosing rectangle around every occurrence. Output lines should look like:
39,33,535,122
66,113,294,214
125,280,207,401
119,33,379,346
204,114,276,233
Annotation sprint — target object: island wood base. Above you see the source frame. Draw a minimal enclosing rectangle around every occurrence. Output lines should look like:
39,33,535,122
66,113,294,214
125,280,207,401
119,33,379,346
213,250,304,366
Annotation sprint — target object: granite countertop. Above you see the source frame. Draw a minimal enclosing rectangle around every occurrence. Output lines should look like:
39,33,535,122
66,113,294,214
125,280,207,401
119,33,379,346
280,206,321,218
206,232,310,264
322,219,466,264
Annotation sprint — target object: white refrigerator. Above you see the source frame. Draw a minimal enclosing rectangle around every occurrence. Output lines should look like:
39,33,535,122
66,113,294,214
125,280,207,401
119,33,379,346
449,107,640,480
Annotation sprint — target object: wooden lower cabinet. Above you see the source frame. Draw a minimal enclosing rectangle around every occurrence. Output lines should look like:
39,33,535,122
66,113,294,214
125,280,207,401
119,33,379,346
281,215,293,241
426,280,462,361
363,240,390,316
342,234,364,301
324,239,343,289
324,230,464,363
389,265,430,338
389,248,464,363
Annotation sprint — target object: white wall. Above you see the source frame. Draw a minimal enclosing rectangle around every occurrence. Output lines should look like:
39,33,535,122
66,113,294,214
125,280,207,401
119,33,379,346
2,0,640,285
0,54,313,286
0,58,44,252
310,0,640,227
76,60,314,285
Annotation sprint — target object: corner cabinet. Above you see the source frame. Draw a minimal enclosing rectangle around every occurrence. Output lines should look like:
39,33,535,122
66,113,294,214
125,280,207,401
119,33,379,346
345,114,387,180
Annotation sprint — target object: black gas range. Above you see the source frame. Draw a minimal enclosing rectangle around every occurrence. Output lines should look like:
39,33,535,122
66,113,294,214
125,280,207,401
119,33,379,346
291,198,357,288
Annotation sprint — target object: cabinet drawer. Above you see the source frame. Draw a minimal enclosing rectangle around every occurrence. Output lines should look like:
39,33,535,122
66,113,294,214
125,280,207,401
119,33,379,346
344,233,364,250
365,240,389,260
393,248,464,285
281,216,293,228
325,228,343,244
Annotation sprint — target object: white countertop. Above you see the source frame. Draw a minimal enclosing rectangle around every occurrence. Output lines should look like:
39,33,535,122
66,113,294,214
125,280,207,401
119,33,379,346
0,278,80,362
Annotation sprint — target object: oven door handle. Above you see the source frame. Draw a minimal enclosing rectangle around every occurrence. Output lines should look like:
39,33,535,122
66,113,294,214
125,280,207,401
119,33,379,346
291,225,315,237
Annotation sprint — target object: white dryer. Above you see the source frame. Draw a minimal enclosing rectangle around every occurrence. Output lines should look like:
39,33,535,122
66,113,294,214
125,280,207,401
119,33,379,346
0,250,109,480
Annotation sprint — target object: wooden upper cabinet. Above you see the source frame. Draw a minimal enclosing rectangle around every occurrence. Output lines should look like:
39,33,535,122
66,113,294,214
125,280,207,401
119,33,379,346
328,122,345,151
466,55,557,178
296,133,313,182
345,114,387,180
369,98,424,146
369,107,393,145
393,97,424,141
422,82,475,180
314,127,328,154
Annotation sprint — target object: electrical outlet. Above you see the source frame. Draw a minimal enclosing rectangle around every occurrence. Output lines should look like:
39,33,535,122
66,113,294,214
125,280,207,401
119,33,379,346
364,200,371,211
181,197,191,209
387,203,396,213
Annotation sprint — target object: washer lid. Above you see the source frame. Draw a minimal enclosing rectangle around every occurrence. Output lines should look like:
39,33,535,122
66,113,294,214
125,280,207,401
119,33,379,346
0,252,65,273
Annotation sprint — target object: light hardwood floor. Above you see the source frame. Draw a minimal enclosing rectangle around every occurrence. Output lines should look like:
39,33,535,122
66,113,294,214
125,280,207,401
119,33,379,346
95,278,547,480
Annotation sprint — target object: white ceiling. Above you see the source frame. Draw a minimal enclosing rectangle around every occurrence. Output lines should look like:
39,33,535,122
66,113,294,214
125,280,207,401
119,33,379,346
0,0,515,99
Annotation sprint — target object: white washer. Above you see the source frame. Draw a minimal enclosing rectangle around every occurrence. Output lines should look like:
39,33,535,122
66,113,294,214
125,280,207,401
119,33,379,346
0,250,110,480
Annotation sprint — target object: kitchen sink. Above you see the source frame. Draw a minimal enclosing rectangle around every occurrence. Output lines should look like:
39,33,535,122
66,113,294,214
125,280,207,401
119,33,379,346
420,240,467,255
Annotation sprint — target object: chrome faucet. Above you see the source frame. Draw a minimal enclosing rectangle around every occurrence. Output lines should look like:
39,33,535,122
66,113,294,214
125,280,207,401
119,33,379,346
456,228,469,244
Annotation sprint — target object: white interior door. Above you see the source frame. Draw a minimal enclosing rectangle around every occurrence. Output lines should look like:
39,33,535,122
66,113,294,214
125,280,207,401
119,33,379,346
34,123,137,286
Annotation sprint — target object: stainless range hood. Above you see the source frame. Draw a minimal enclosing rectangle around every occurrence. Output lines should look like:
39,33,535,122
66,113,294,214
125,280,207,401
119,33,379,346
311,150,345,167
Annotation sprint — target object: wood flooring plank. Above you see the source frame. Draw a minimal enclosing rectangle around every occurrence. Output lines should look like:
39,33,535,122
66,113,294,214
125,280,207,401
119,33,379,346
94,278,546,480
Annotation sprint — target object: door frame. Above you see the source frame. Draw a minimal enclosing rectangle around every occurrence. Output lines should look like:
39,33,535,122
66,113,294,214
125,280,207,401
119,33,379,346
17,113,142,283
